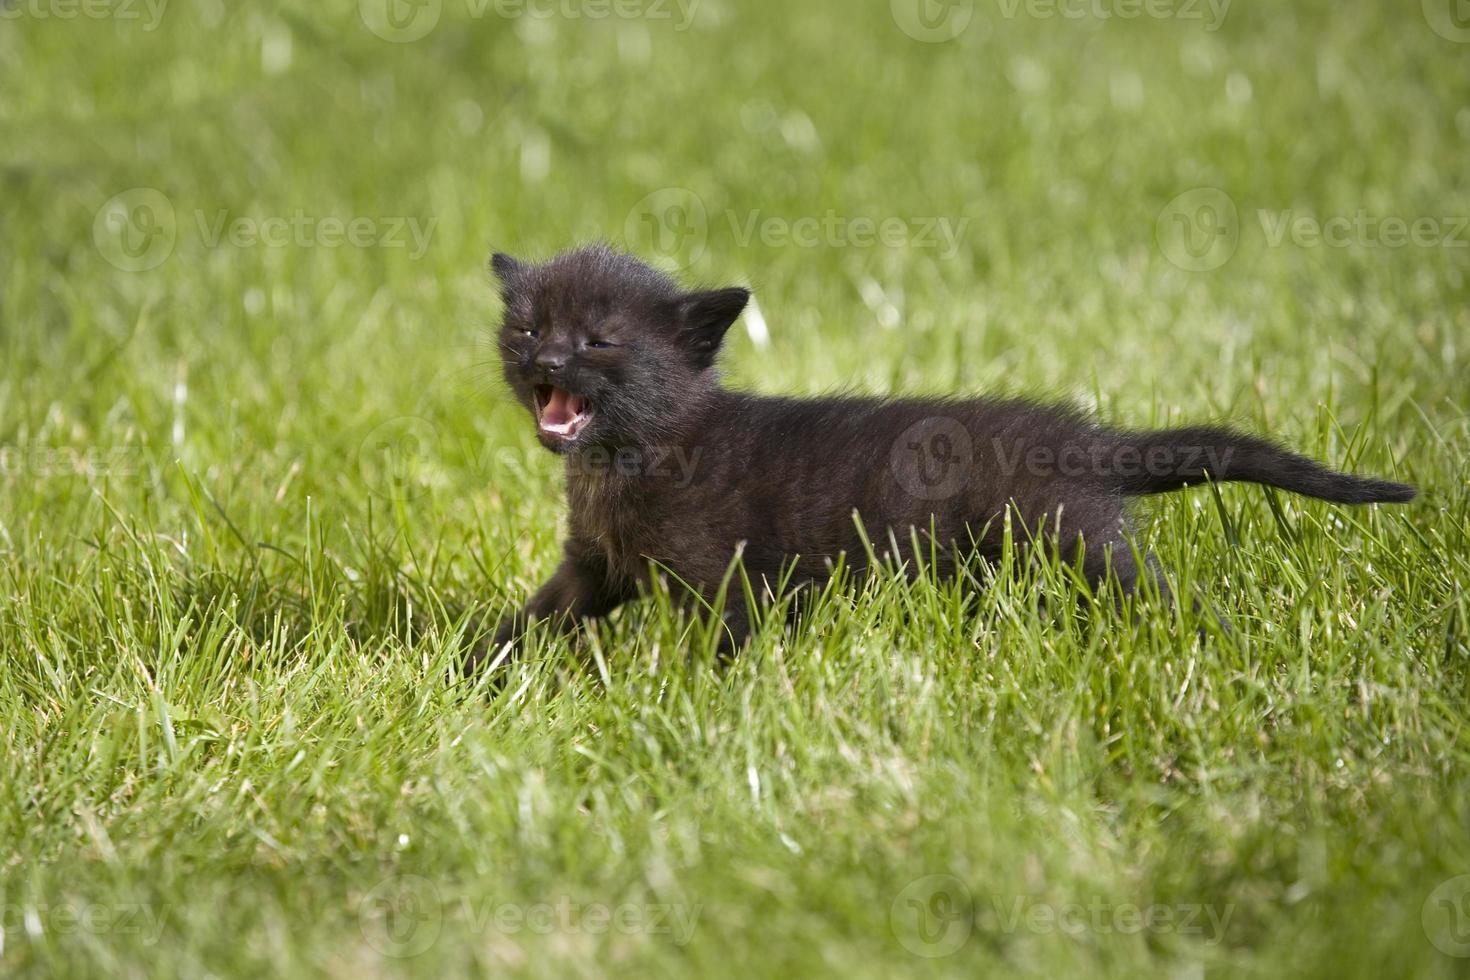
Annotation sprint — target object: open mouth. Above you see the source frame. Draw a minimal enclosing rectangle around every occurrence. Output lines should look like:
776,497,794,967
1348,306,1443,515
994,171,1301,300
534,384,594,443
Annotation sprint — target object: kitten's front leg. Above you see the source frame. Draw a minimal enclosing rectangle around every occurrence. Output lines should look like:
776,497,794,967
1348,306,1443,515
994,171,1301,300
465,544,630,675
711,593,752,663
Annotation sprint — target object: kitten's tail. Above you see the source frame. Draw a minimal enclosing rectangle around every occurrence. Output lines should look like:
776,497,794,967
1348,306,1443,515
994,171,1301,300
1109,425,1416,504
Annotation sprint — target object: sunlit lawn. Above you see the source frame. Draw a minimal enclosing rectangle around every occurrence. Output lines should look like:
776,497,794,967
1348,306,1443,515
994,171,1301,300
2,0,1469,976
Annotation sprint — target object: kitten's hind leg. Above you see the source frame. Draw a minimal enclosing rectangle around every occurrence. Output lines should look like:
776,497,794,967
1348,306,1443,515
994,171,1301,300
1051,497,1150,606
1064,503,1181,617
1086,542,1231,636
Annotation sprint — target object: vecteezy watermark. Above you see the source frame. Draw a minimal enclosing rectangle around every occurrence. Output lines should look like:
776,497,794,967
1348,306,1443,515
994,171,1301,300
354,415,707,502
1256,210,1470,251
989,438,1236,481
0,0,168,30
356,875,701,958
0,445,147,479
889,875,1234,958
567,444,704,487
887,422,1238,501
982,894,1234,944
194,210,438,260
0,901,170,946
93,188,178,272
890,417,975,501
93,189,439,271
358,0,442,41
890,0,975,43
727,211,970,259
891,875,976,957
1422,0,1470,43
1424,875,1470,958
625,189,970,270
1156,187,1240,272
359,875,443,958
357,417,444,502
1157,187,1468,272
357,0,700,42
993,0,1229,30
891,0,1228,42
624,188,709,270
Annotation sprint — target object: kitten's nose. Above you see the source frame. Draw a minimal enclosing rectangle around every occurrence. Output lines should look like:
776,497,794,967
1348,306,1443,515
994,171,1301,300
534,350,569,377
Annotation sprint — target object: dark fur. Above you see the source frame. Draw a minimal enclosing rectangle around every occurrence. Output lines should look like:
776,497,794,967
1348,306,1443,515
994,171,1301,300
468,245,1415,671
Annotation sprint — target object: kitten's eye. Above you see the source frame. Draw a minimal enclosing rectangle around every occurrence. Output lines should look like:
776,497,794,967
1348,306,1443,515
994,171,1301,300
517,328,538,339
584,339,617,350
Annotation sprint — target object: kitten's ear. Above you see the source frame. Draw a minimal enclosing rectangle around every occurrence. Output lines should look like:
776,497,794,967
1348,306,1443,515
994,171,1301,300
490,252,526,280
489,252,528,301
677,287,750,368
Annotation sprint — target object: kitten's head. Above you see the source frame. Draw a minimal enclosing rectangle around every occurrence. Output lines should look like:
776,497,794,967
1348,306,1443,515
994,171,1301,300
493,245,749,454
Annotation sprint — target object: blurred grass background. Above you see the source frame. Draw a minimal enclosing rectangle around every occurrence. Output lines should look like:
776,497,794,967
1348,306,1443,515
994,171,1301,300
2,0,1469,976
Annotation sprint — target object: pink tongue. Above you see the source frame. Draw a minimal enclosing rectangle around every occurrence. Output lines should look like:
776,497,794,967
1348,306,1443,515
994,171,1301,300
542,387,581,426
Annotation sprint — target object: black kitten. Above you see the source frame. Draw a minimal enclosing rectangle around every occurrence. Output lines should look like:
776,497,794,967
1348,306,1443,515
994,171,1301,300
470,245,1415,671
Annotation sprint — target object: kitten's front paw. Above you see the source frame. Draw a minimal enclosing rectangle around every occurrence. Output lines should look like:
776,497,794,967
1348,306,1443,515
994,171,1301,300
460,618,521,679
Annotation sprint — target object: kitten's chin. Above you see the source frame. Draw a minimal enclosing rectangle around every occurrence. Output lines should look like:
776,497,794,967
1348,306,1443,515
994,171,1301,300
534,384,594,450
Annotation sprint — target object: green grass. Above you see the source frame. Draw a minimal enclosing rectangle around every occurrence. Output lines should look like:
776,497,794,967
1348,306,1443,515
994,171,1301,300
3,0,1470,976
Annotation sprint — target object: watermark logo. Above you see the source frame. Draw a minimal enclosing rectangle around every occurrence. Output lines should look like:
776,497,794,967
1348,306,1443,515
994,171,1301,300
194,209,438,260
359,0,442,41
894,0,1230,38
982,895,1233,943
1424,875,1470,957
1422,0,1470,42
989,438,1235,481
890,875,975,957
357,417,442,502
890,417,974,501
93,188,177,272
0,445,146,479
1156,187,1469,271
567,444,704,486
625,189,971,266
0,0,169,29
355,877,700,956
1156,187,1239,272
624,187,710,270
358,875,443,958
463,897,700,944
494,0,699,28
890,877,1236,957
1256,209,1468,250
0,901,170,946
359,0,699,41
891,0,974,42
729,210,969,259
93,191,439,269
993,0,1229,30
